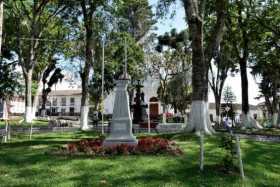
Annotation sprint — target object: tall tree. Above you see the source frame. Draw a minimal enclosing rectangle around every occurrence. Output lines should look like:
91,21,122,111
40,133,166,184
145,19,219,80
112,0,155,107
5,1,67,123
166,73,192,114
209,39,237,124
79,0,105,130
227,0,257,127
154,29,192,121
113,0,155,44
63,0,106,130
158,0,228,134
250,0,280,127
149,51,178,123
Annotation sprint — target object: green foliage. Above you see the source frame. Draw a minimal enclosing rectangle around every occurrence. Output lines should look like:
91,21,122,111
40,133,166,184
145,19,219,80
0,61,22,100
107,32,144,79
249,1,280,116
219,134,238,172
89,32,144,108
223,86,236,104
166,73,192,114
113,0,155,42
152,28,192,111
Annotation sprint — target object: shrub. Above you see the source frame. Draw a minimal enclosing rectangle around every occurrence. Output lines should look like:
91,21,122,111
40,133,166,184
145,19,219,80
219,134,239,173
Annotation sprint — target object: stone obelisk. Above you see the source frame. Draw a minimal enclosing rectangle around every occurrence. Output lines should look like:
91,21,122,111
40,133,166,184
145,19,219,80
103,38,138,146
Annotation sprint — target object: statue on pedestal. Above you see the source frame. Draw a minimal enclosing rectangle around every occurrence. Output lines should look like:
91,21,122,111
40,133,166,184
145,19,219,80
132,80,148,124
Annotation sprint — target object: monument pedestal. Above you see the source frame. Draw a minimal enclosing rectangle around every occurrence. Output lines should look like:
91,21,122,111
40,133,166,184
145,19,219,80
103,77,138,147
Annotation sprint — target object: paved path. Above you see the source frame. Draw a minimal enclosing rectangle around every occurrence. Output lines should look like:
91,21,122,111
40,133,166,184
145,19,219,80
236,133,280,142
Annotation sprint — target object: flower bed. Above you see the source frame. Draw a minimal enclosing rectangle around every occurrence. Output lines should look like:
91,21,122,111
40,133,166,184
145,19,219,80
59,137,183,156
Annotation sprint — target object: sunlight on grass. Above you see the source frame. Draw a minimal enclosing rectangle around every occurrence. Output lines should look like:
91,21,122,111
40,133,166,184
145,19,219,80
0,131,279,186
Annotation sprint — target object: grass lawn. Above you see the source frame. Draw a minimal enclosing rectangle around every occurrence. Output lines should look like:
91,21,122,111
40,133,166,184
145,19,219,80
0,119,49,128
0,131,280,187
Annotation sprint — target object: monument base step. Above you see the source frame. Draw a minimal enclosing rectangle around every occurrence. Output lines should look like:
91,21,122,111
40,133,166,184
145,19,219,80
103,137,138,147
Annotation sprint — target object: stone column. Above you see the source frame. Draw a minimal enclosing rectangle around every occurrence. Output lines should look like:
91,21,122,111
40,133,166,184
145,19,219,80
103,74,138,146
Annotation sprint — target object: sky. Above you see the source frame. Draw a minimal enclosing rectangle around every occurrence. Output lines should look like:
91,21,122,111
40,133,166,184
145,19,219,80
148,0,263,105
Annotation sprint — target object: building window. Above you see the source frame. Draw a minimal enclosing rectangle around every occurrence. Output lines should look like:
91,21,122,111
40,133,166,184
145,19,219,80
70,107,75,116
53,98,57,106
70,97,75,106
61,108,66,115
51,107,57,115
61,97,66,106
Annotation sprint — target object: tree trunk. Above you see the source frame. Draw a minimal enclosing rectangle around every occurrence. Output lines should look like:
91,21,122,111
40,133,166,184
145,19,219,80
184,8,213,135
80,67,90,130
31,80,43,120
214,94,221,125
80,30,93,131
0,0,3,57
278,103,280,128
162,103,166,124
264,95,273,118
41,88,47,116
239,58,252,128
24,69,33,123
183,0,226,135
240,58,249,114
271,86,279,127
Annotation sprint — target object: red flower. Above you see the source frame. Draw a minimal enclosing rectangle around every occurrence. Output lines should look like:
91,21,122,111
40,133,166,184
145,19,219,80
64,136,183,156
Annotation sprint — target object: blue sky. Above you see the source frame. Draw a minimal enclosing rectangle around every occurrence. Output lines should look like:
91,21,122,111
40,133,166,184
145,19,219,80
149,0,186,35
148,0,262,105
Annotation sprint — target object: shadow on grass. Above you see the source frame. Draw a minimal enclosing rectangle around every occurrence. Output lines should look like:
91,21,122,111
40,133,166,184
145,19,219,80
0,131,279,186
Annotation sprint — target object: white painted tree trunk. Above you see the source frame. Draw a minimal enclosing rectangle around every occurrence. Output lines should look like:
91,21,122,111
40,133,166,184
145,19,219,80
184,114,188,126
31,81,43,121
80,105,89,130
24,70,33,123
241,113,262,129
3,120,8,143
162,113,166,124
278,112,280,128
186,101,215,135
272,113,278,127
162,104,167,124
241,113,251,128
25,106,33,123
